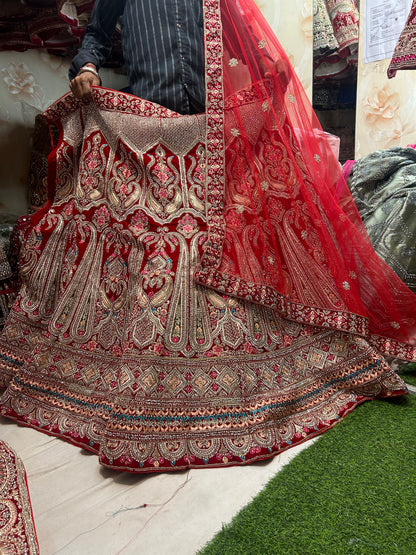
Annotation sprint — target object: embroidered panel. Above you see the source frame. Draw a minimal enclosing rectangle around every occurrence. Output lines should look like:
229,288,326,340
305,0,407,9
0,87,407,472
313,0,360,79
388,1,416,78
0,441,39,554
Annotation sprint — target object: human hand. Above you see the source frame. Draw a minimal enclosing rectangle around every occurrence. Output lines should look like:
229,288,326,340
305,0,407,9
260,58,291,91
70,66,100,99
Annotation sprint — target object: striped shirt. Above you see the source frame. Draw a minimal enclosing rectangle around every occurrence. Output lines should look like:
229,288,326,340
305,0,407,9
69,0,205,114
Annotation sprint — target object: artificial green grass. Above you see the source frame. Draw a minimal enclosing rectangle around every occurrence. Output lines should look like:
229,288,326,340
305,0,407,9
200,394,416,555
398,363,416,387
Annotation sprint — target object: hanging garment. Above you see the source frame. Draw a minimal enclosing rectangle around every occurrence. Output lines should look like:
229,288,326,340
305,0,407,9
313,0,360,80
314,0,339,61
0,0,77,53
0,0,414,473
388,0,416,78
0,0,123,63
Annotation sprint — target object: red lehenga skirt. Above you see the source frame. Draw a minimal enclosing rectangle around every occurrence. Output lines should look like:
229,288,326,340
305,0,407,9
0,89,406,472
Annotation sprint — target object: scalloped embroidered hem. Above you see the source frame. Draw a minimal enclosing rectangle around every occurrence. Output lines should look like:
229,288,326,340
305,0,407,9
0,359,407,473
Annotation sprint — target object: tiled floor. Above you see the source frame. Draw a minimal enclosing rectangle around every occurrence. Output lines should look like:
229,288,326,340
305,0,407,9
0,416,314,554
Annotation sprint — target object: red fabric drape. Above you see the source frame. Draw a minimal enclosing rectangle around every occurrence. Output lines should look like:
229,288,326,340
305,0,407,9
195,0,416,360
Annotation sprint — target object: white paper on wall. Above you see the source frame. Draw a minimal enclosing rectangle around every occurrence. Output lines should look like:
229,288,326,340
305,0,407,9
363,0,412,64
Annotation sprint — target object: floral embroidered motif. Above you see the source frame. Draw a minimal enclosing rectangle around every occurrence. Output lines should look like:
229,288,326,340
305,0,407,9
92,205,111,230
177,214,199,238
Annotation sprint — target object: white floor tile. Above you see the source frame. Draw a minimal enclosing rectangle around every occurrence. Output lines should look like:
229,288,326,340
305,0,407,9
0,416,314,554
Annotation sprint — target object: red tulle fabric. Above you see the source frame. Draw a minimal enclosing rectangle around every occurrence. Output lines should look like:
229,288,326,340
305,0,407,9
195,0,416,359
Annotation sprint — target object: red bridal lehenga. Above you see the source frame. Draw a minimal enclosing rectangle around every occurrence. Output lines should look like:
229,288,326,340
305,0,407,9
0,0,415,472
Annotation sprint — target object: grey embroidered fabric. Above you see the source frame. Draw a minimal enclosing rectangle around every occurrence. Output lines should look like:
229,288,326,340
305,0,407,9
348,147,416,292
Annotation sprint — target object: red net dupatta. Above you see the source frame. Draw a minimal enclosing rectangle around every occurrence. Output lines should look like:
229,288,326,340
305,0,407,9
195,0,416,360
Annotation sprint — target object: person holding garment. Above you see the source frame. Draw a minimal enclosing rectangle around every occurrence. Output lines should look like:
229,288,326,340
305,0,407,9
0,0,414,473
